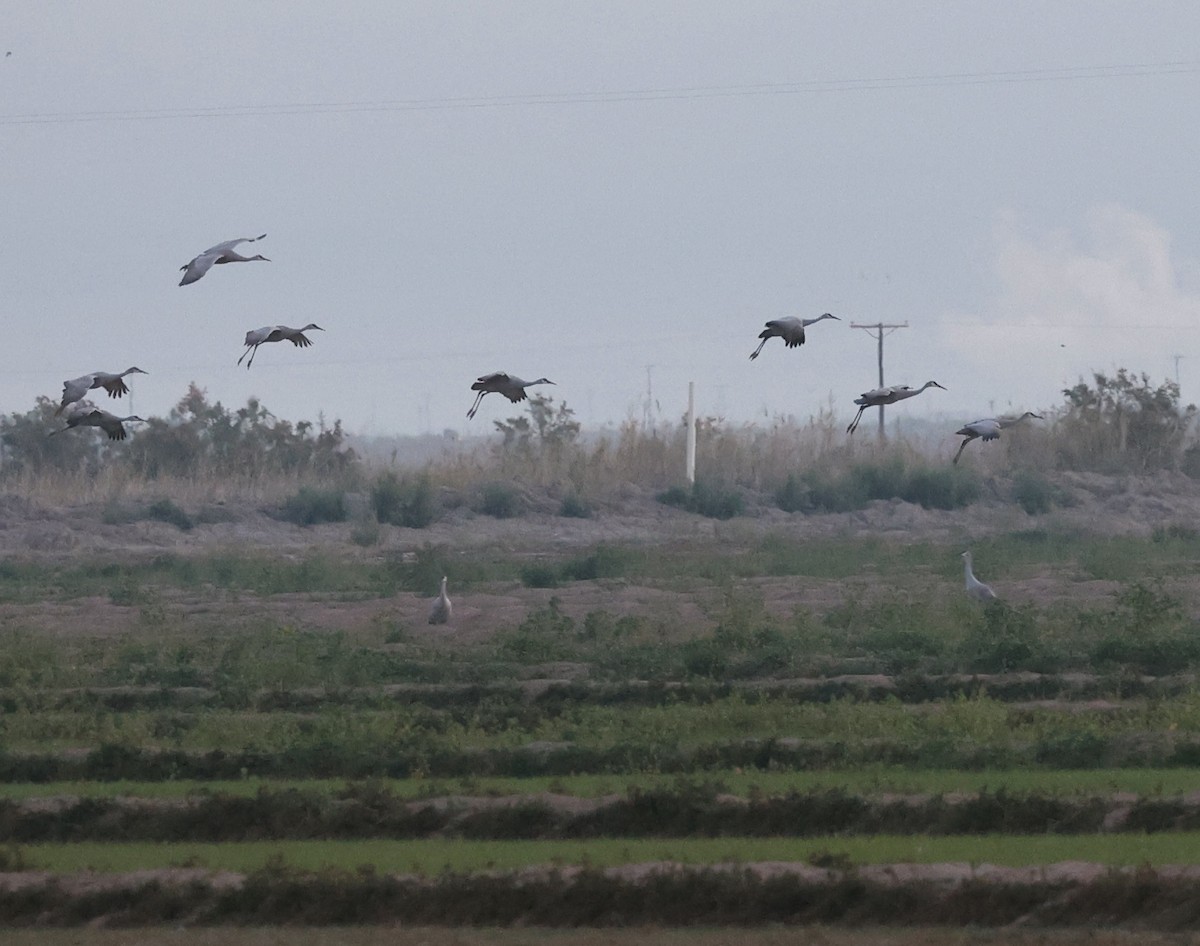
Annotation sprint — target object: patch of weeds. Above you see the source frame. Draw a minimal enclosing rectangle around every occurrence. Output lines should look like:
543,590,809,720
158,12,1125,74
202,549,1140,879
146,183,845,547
1011,471,1067,515
560,545,633,582
1152,523,1199,543
478,482,521,519
902,466,980,510
859,627,946,673
520,564,560,588
495,598,575,661
784,459,979,513
775,474,807,513
146,498,194,531
109,574,148,607
193,504,238,525
679,638,729,679
580,611,642,642
100,502,139,526
657,479,744,519
384,623,410,645
350,517,382,547
807,849,855,871
372,472,437,528
0,844,29,871
558,493,592,518
960,602,1047,673
278,487,347,525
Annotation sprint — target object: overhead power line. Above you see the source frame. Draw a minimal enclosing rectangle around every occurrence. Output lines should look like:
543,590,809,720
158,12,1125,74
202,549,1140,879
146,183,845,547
3,59,1198,126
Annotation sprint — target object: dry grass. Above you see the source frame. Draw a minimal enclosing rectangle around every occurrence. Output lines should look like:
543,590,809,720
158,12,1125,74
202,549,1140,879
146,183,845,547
0,465,360,507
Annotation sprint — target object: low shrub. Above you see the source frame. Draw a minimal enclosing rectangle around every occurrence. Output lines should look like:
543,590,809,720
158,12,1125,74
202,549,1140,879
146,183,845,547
780,459,979,514
657,480,744,519
1011,471,1058,515
146,498,194,531
278,487,347,525
372,472,437,528
520,564,560,589
559,493,592,518
478,482,521,519
775,474,807,513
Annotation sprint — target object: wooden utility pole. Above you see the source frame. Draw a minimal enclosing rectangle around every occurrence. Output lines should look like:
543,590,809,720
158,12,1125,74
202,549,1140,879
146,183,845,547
850,321,909,441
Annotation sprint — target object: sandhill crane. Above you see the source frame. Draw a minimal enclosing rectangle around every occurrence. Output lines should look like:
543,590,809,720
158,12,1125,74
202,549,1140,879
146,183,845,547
428,576,452,625
179,234,269,286
466,372,555,419
846,381,946,434
50,408,144,442
749,313,841,360
952,412,1043,465
238,324,324,368
56,367,148,417
961,551,997,603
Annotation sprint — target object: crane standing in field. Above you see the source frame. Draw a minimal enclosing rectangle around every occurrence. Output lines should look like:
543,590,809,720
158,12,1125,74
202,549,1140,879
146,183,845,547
748,312,841,360
466,372,555,419
952,411,1043,465
56,367,148,417
961,551,998,603
846,381,946,434
50,408,145,442
428,576,452,625
179,234,270,286
238,324,324,368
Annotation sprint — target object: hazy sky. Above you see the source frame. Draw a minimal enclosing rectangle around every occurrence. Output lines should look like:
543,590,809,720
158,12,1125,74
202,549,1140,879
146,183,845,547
5,3,1200,438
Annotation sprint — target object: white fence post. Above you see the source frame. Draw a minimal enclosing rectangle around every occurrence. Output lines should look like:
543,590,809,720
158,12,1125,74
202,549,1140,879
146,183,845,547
685,381,696,485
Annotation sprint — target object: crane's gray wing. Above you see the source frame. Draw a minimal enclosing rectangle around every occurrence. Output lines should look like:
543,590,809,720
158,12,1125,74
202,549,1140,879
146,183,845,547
60,375,93,402
179,252,218,285
203,234,267,255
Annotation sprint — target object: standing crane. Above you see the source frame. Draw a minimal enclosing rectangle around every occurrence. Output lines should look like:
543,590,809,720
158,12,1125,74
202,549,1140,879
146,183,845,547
952,412,1043,465
846,381,946,434
748,313,840,360
466,372,555,419
179,234,270,286
238,324,324,368
56,367,148,417
961,551,998,603
50,408,145,442
428,576,452,625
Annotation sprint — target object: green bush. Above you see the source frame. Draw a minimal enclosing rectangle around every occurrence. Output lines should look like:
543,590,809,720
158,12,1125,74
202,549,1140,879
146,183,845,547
960,602,1047,673
558,493,592,518
372,472,437,528
278,487,347,525
657,480,744,520
1012,471,1057,515
902,467,980,510
478,482,521,519
495,599,575,661
146,498,194,531
775,474,807,513
520,564,560,588
1152,523,1199,543
680,638,728,679
560,545,632,582
782,459,979,514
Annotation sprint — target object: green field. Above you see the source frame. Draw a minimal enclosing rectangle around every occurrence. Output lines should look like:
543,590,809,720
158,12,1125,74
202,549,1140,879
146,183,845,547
19,832,1200,873
7,526,1200,928
5,767,1200,801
